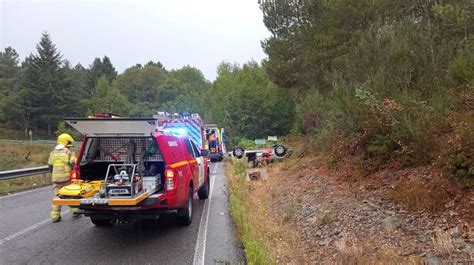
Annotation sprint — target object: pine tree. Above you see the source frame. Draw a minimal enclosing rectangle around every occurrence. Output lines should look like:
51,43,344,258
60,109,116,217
21,32,70,136
87,56,117,93
0,47,21,124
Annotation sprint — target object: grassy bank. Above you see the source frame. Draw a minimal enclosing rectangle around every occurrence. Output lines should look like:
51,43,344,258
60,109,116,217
0,140,52,171
0,174,51,195
227,158,270,264
226,158,303,264
0,140,53,195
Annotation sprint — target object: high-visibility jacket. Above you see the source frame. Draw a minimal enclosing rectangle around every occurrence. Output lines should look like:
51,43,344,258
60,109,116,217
48,145,77,183
209,134,216,141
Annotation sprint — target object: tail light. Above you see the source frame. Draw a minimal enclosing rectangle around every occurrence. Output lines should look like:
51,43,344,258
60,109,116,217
165,169,176,191
70,167,80,180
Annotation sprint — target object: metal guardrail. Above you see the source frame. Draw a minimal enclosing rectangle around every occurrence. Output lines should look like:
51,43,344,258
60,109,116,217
0,166,50,180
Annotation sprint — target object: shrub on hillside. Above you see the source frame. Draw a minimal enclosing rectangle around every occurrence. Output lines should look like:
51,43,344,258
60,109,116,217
445,113,474,186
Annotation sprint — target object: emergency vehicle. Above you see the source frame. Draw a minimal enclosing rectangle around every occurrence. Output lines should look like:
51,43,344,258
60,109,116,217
52,113,210,226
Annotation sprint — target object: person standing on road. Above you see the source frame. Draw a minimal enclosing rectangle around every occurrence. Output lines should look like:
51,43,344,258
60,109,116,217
209,130,217,151
48,133,79,223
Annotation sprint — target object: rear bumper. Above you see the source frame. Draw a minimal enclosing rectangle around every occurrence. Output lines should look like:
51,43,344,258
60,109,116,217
81,207,177,220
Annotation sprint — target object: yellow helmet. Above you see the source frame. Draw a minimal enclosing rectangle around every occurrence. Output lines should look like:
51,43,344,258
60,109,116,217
57,133,74,147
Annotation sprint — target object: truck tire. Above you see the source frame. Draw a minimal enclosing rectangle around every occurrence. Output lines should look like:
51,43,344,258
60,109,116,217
177,186,193,226
233,147,245,159
198,175,210,200
273,144,287,157
90,217,112,227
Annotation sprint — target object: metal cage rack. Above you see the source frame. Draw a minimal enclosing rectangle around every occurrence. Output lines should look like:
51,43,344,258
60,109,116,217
96,137,163,162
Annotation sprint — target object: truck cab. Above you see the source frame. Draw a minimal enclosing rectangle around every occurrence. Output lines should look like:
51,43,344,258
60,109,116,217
53,117,210,226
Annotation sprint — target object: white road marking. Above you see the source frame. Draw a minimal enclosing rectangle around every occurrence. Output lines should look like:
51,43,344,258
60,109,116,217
0,209,70,245
193,163,218,265
0,185,51,200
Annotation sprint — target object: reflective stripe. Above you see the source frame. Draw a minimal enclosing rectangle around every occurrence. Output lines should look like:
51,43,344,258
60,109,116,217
52,198,81,206
189,159,198,165
170,160,189,168
51,211,61,219
48,148,76,182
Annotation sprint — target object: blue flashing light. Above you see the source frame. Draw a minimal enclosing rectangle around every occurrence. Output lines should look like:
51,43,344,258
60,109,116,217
167,127,187,136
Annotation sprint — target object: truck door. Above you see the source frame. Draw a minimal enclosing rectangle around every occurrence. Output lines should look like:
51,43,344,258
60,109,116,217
190,141,205,188
184,139,200,189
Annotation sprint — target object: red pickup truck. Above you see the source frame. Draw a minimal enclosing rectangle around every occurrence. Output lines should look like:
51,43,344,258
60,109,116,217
53,117,210,226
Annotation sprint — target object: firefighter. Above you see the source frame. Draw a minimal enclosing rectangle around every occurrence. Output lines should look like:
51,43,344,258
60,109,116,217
208,130,217,151
48,133,79,222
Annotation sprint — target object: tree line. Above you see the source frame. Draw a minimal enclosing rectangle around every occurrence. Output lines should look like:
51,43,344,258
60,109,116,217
0,32,295,143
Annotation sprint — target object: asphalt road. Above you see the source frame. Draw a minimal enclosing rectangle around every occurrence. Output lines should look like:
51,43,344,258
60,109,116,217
0,162,243,265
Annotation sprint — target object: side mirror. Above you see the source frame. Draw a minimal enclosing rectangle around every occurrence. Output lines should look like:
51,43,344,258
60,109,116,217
201,149,210,157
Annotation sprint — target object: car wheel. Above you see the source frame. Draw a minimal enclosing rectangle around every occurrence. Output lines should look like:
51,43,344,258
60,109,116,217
273,144,287,157
198,175,210,200
90,217,112,227
177,186,193,226
233,147,245,159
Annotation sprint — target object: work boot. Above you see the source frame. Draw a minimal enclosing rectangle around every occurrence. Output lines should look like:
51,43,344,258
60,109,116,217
71,207,81,218
51,211,61,222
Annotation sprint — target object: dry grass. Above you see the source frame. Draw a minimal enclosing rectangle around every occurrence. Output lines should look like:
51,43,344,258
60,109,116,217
0,140,52,170
334,234,364,263
0,174,51,195
333,233,413,265
0,140,54,194
320,203,338,225
388,178,451,211
431,228,454,258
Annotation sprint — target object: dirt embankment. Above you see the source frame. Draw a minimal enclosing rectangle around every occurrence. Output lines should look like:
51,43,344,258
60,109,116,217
237,156,473,264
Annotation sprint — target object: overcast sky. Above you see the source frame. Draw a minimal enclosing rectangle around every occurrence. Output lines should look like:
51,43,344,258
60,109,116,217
0,0,270,80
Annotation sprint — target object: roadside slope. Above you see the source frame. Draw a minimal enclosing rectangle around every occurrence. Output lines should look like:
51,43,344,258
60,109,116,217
227,157,473,264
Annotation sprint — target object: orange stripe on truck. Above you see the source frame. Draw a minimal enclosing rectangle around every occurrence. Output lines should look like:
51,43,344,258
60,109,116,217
108,192,149,205
170,160,189,168
52,198,80,206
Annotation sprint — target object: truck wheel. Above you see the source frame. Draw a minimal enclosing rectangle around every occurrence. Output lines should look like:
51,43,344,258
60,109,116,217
90,217,112,227
198,175,210,200
233,147,245,159
273,144,287,157
177,186,193,226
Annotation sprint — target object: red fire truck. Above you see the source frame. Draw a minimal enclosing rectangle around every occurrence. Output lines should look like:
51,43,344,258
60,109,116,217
52,113,210,226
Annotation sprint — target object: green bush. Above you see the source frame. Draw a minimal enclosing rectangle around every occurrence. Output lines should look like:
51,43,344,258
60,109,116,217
367,134,398,167
446,113,474,186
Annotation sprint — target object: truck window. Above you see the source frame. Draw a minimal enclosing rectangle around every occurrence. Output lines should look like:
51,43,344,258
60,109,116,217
184,139,195,158
190,141,201,157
